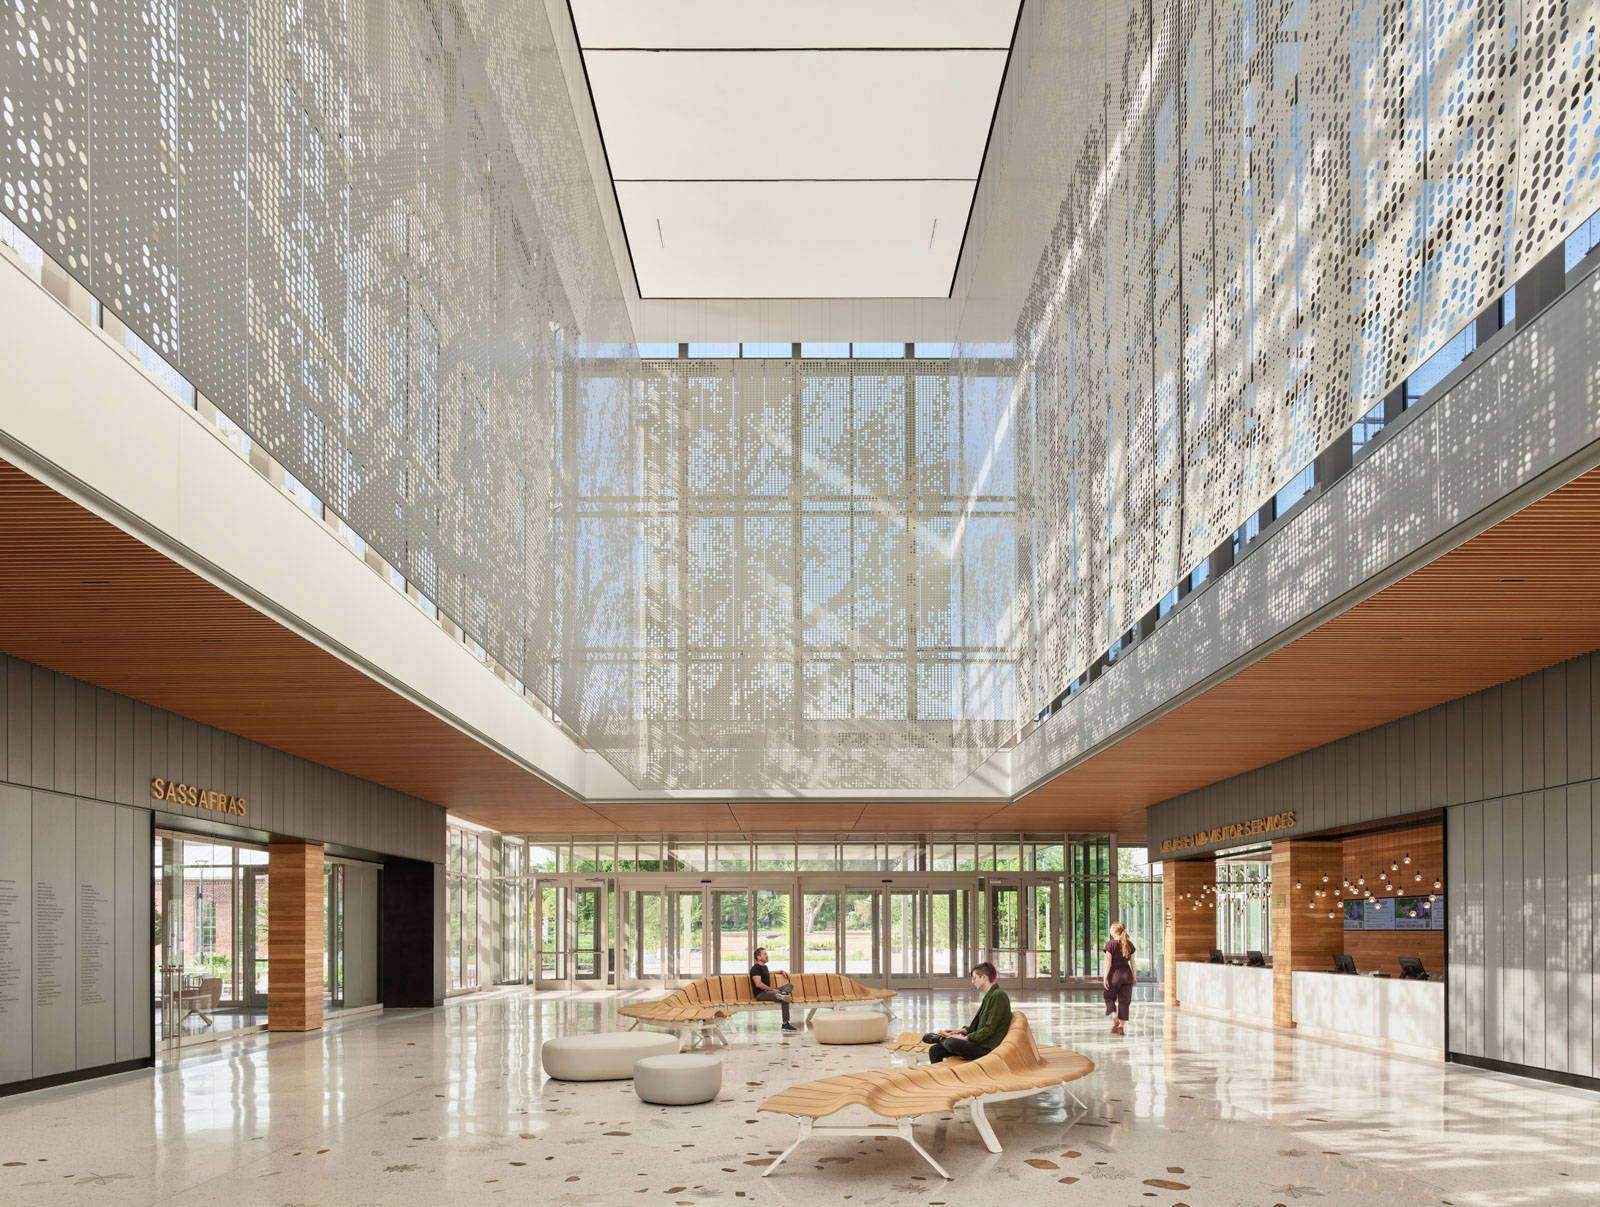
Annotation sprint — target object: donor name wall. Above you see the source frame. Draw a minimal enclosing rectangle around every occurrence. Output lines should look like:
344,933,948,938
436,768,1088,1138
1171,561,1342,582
0,786,151,1088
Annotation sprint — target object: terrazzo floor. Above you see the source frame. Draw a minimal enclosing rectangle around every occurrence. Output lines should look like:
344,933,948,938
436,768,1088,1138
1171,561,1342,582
2,987,1596,1206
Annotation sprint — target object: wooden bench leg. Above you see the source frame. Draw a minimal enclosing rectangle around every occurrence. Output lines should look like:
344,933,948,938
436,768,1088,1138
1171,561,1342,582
762,1118,813,1177
625,1019,640,1031
804,1008,817,1025
968,1099,1002,1154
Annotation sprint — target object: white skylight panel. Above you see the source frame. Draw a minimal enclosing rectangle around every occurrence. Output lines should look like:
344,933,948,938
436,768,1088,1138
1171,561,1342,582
619,180,974,298
570,1,1022,49
585,51,1005,181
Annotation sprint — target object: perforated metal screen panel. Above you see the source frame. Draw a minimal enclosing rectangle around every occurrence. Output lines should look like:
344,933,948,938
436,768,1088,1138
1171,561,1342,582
2,0,1597,792
983,0,1598,728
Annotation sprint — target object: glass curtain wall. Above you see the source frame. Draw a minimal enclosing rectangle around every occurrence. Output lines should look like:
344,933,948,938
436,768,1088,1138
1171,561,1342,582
447,828,482,991
480,830,1164,988
1216,859,1273,956
1116,847,1165,980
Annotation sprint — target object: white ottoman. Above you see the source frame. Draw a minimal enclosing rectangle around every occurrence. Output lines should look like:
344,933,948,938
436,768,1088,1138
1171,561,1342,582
541,1031,680,1080
633,1053,723,1105
812,1010,890,1044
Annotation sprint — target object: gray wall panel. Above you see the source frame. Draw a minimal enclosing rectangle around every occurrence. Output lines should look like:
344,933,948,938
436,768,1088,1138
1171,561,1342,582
1502,798,1525,1066
1545,666,1567,790
0,784,32,1084
1484,798,1505,1064
114,806,135,1063
1523,677,1544,792
74,681,94,793
31,790,75,1079
1523,797,1546,1070
0,655,445,865
1428,709,1447,809
1570,659,1592,784
1571,786,1595,1078
38,665,60,791
130,808,151,1058
1483,685,1504,799
1464,693,1484,803
1446,699,1465,806
74,799,116,1070
6,658,28,785
1546,789,1569,1073
1502,683,1523,796
113,695,134,806
1448,804,1469,1052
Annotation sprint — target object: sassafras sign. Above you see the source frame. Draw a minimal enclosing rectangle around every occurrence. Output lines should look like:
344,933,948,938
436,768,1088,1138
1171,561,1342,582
151,777,247,817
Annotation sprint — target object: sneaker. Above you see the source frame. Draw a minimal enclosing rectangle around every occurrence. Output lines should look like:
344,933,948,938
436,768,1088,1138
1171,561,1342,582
782,1022,799,1032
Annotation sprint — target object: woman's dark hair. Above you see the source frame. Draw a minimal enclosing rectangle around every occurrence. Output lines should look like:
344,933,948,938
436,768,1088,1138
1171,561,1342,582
971,961,998,981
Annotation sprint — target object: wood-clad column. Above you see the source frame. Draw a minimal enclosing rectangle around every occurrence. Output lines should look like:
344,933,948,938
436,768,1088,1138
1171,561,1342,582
1270,839,1343,1027
268,840,324,1032
1162,857,1216,1007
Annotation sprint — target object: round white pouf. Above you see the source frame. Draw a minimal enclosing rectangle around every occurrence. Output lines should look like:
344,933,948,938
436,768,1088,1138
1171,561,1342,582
812,1011,890,1044
541,1031,680,1081
633,1053,723,1105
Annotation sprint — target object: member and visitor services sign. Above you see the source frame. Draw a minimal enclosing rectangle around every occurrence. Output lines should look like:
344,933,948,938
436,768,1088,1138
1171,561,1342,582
1158,811,1296,854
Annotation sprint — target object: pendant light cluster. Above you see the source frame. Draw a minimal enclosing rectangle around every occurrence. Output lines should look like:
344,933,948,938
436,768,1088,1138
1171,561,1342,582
1291,850,1443,921
1179,864,1272,912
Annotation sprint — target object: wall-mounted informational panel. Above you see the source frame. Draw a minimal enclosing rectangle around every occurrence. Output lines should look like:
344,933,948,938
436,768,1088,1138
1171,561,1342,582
0,788,152,1093
0,785,32,1085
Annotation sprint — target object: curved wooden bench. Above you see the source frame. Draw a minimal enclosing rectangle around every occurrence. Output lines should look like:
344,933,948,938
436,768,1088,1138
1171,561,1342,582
619,972,896,1048
758,1013,1093,1179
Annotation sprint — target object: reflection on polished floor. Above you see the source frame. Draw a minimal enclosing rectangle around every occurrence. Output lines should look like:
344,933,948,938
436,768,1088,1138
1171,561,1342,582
2,988,1596,1206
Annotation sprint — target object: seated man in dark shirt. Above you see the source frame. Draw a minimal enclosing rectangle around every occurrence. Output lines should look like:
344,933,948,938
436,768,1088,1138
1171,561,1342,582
749,947,797,1032
923,961,1011,1062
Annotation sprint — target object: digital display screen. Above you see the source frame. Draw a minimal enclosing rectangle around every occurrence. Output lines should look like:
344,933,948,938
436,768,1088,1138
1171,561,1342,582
1343,900,1363,929
1395,896,1431,930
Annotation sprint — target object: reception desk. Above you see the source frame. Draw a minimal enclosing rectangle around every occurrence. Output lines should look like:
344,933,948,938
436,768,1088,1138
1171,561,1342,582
1176,961,1274,1024
1291,971,1444,1058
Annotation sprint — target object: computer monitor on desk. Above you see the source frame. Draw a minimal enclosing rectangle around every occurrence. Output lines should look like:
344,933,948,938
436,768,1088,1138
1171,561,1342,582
1398,957,1427,980
1209,949,1225,965
1333,954,1357,974
1246,950,1266,967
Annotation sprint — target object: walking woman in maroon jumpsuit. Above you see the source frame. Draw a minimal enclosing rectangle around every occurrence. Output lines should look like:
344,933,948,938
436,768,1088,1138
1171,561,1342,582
1102,921,1136,1035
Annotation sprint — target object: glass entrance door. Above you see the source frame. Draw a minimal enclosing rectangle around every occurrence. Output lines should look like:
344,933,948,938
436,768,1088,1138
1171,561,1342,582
668,889,705,980
534,877,566,988
242,865,268,1008
842,888,883,981
988,878,1058,986
889,890,924,983
154,832,270,1048
573,883,606,982
621,887,666,983
801,890,841,974
712,889,750,975
324,863,344,1010
989,883,1022,981
927,888,970,981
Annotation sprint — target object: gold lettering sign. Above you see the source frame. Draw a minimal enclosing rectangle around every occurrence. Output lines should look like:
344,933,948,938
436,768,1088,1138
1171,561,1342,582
1158,810,1296,854
151,777,247,817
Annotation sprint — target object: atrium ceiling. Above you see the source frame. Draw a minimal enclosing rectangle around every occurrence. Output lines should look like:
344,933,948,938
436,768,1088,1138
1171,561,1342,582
568,0,1022,299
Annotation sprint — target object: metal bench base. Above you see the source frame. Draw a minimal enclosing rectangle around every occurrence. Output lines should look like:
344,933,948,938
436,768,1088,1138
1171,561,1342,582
763,1117,951,1181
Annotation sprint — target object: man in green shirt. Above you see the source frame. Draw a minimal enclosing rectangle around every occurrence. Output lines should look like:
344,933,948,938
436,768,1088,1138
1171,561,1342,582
927,961,1011,1062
